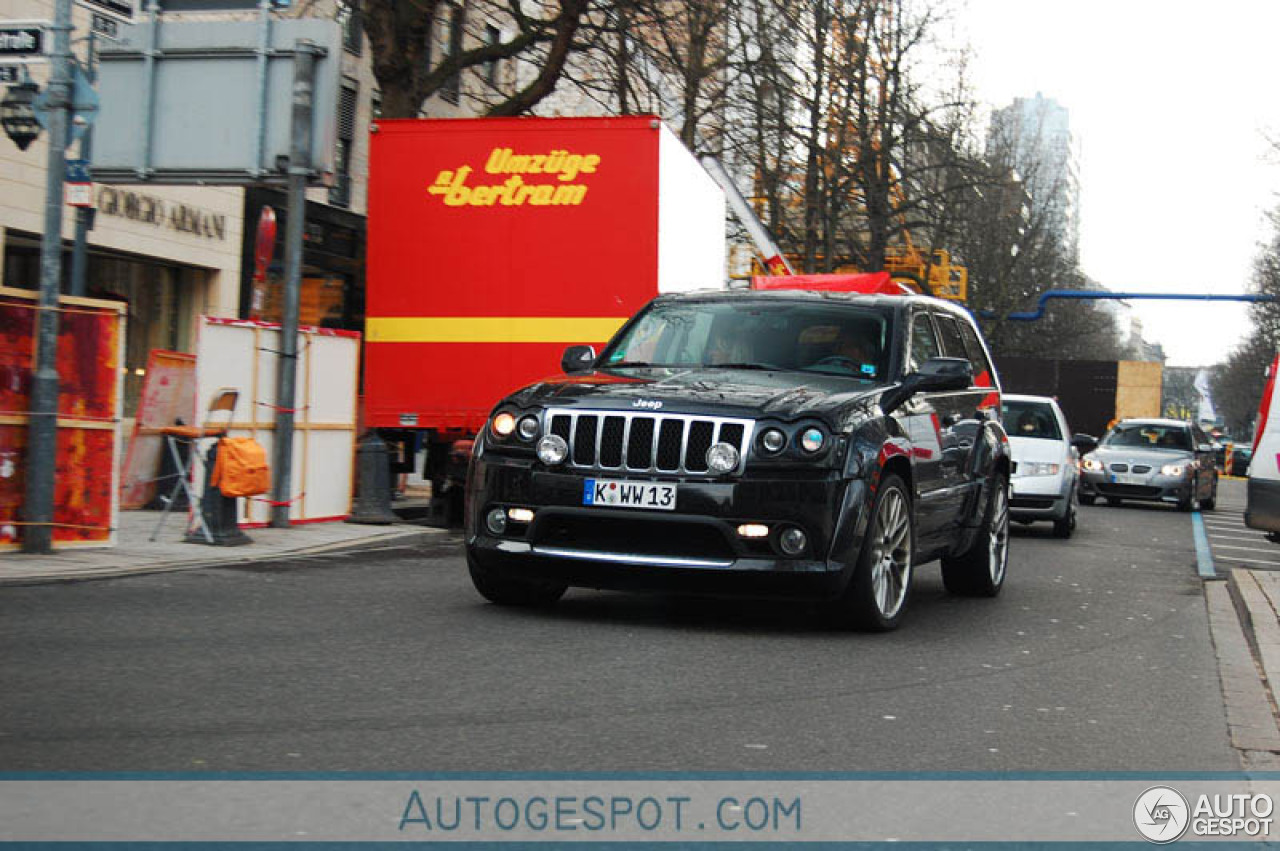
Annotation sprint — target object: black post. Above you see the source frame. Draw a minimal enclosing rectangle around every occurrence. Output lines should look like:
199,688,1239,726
270,41,319,528
22,0,74,553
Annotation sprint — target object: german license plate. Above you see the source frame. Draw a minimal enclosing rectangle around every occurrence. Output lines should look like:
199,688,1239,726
583,479,676,511
1110,472,1145,485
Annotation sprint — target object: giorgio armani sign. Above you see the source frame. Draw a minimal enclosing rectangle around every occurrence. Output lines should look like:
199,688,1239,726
97,187,227,241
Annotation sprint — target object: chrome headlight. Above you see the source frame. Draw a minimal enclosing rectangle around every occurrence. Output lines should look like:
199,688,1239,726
536,434,568,465
759,428,787,454
1161,463,1186,477
517,415,539,441
1082,457,1104,472
707,442,741,474
799,427,826,454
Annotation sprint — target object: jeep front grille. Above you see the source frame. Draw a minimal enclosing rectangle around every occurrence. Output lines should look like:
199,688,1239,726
546,408,753,475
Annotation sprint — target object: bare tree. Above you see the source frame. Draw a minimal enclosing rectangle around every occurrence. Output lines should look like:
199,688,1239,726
360,0,593,118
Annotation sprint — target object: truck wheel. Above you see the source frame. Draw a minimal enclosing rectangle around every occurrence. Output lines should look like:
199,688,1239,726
1202,474,1217,511
833,474,914,631
942,474,1009,597
467,552,567,608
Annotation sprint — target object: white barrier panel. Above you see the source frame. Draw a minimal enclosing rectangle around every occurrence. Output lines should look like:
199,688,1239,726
1,777,1279,842
192,317,360,524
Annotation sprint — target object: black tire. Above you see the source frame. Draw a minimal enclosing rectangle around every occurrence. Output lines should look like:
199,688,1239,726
467,551,567,608
1106,497,1123,506
1052,490,1077,539
831,474,915,632
1202,475,1217,511
1178,476,1200,512
942,474,1010,597
1079,493,1096,506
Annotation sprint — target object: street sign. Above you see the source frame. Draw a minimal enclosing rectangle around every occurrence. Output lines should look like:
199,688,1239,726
0,65,19,84
0,21,51,64
90,14,121,40
75,0,134,24
65,158,93,207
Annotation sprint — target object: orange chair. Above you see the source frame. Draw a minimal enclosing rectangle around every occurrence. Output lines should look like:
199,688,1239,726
150,388,239,543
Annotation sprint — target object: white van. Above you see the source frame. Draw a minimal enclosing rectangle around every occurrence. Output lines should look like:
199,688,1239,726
1246,354,1280,536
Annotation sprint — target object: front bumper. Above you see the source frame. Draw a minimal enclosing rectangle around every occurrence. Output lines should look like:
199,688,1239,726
1009,473,1071,520
465,454,867,601
1080,469,1193,505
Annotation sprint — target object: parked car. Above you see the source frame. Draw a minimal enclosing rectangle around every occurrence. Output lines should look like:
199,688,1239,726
464,287,1012,631
1002,394,1079,538
1079,418,1218,511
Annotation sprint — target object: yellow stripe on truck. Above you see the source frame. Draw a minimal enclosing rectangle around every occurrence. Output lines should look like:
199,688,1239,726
366,316,629,344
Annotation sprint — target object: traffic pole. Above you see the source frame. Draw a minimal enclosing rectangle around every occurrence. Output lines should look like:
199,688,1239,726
22,0,74,553
269,40,318,528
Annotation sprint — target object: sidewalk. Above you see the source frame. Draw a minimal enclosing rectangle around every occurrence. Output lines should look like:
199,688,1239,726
0,503,446,586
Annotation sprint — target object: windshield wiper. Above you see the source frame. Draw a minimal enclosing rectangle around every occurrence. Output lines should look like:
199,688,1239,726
708,362,786,371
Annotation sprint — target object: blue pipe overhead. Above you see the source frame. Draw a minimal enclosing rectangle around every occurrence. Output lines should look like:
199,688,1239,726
988,289,1278,321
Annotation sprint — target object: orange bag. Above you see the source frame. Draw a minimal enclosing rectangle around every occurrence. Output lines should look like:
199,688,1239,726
211,437,271,497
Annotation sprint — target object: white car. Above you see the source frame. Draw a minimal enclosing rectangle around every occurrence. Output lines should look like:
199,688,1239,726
1002,394,1079,538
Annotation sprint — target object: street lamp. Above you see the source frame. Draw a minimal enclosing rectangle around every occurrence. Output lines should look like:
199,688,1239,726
1,80,42,151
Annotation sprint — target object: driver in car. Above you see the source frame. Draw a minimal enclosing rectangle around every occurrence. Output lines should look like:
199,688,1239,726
817,326,877,376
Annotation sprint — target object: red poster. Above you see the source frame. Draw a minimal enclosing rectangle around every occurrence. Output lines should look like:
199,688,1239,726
0,288,125,549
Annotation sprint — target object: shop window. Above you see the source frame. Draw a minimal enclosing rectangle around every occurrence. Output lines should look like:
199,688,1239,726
338,1,363,55
483,23,500,88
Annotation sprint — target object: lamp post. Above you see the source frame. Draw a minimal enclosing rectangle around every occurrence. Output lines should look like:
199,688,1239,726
0,79,42,151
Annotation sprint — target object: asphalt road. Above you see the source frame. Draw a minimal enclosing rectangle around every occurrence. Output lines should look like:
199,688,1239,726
0,501,1236,772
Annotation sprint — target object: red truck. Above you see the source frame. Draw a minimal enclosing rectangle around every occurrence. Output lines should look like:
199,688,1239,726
365,116,727,517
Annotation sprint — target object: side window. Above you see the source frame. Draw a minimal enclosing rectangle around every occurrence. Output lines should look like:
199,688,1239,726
957,319,995,380
909,312,941,372
933,314,968,362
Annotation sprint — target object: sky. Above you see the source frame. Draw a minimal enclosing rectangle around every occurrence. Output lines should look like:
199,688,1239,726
960,0,1280,367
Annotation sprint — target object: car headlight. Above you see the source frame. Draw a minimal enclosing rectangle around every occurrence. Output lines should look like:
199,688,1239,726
517,415,539,442
1161,463,1186,476
799,427,826,453
1082,457,1104,472
536,434,568,465
490,411,516,438
759,428,787,454
1021,462,1060,477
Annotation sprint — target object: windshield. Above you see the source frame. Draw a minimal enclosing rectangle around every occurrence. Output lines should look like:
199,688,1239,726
1101,423,1191,451
1002,400,1062,441
600,300,892,381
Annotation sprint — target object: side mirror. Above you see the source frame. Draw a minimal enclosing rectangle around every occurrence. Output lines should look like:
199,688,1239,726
561,345,597,374
1071,433,1098,455
881,357,973,414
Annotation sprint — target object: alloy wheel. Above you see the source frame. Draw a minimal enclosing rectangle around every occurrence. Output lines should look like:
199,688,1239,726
870,486,912,618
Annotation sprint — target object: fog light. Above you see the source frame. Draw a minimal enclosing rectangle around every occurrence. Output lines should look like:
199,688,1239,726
779,526,808,556
737,523,770,538
507,507,534,523
485,507,507,535
760,428,786,454
707,442,740,474
537,434,569,465
517,415,539,441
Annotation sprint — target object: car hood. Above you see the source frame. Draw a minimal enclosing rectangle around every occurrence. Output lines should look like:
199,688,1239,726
505,367,884,422
1086,446,1193,467
1008,435,1070,465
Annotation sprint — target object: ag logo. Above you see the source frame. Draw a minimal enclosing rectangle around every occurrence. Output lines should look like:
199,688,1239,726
1134,786,1190,843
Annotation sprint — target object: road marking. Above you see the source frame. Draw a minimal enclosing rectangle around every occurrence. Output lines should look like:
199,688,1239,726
1218,557,1280,567
1192,512,1218,579
1209,534,1272,542
1209,544,1280,554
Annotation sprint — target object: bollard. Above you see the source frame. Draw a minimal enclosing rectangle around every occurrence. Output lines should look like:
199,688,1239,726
347,431,399,525
186,440,252,546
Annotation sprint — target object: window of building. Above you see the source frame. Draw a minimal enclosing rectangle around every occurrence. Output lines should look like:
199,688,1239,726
483,23,500,88
337,1,362,55
441,3,465,104
329,84,357,208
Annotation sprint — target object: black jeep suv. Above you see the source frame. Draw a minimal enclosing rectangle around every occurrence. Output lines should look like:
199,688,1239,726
464,288,1011,630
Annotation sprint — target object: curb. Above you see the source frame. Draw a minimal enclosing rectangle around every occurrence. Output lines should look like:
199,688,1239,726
0,526,448,588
